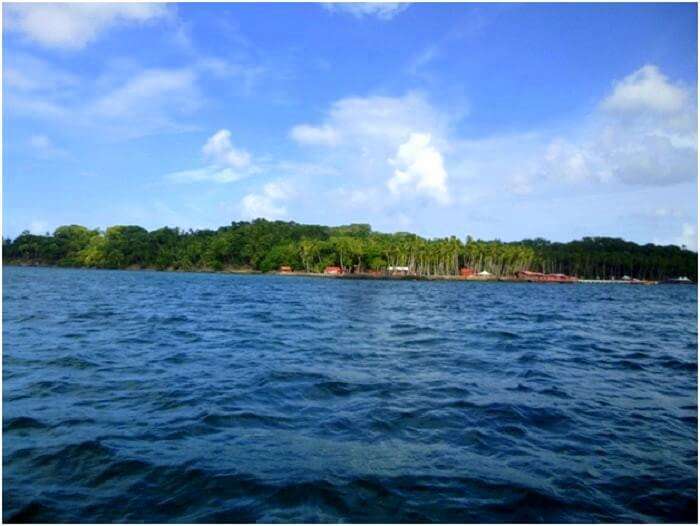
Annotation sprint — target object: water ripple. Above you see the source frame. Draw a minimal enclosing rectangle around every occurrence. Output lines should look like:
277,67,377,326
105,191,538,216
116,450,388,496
3,266,697,522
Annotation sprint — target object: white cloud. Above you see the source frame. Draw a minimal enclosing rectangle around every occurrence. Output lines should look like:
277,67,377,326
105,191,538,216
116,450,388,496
6,58,203,138
290,92,454,206
5,3,169,50
241,180,294,219
91,68,200,124
407,45,440,77
196,57,266,94
202,129,251,169
652,207,683,219
314,92,450,146
28,134,67,158
289,124,340,146
601,65,689,116
508,173,534,196
323,3,408,20
165,166,246,184
595,65,696,185
541,138,611,183
5,53,80,92
165,129,256,184
4,52,265,141
286,65,694,230
526,65,697,188
387,133,450,204
657,222,700,251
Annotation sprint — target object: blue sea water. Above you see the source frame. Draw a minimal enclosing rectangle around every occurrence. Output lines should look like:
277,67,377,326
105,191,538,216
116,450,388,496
3,266,698,523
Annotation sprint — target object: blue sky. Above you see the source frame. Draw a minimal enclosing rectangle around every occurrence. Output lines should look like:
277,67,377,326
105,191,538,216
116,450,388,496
3,2,698,248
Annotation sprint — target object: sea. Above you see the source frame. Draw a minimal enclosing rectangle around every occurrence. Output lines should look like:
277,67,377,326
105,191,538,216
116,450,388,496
3,266,698,522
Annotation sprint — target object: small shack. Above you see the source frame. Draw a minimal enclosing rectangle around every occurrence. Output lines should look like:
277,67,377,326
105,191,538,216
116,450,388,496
460,267,475,277
279,266,293,273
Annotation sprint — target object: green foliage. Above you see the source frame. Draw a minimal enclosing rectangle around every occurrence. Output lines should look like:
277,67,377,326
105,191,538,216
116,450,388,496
3,219,697,281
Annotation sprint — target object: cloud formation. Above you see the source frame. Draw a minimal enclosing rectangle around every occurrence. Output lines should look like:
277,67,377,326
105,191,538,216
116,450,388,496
387,133,450,204
322,3,408,20
602,65,689,116
165,167,246,184
241,180,294,219
166,129,256,184
5,53,207,138
5,3,169,50
291,92,453,204
91,68,200,123
510,64,697,191
203,129,251,169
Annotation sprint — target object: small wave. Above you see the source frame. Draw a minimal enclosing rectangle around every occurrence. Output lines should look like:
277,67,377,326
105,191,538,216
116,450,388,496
5,416,48,431
539,386,572,399
46,355,97,369
308,380,364,398
519,368,554,380
507,383,533,393
147,314,190,324
201,411,293,429
497,424,527,438
658,358,697,372
399,337,448,347
90,458,152,487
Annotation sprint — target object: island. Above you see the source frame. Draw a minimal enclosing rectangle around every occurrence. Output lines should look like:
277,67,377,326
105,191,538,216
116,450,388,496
3,219,697,283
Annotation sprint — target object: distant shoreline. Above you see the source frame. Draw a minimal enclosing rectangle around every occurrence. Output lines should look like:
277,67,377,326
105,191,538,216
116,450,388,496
4,221,696,283
4,262,678,285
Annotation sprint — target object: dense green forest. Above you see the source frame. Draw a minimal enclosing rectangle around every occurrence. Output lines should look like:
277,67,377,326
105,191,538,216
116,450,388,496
3,219,697,280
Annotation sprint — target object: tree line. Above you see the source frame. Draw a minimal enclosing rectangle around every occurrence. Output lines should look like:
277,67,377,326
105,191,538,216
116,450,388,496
3,219,697,280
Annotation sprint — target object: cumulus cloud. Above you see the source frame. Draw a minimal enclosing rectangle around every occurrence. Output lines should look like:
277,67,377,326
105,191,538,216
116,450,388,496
322,3,408,20
166,129,256,184
598,65,696,184
241,180,294,219
528,64,697,188
292,92,449,147
288,65,693,228
5,3,170,50
601,65,689,116
290,92,454,204
541,138,611,183
203,129,251,169
387,133,450,204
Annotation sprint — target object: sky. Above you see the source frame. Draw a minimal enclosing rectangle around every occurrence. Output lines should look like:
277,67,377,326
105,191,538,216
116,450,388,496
3,2,698,249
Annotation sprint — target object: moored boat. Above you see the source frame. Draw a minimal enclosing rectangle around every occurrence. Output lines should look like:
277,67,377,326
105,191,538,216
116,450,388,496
661,276,695,285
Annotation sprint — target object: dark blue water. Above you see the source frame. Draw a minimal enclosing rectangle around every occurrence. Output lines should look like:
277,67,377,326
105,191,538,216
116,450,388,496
3,266,697,523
